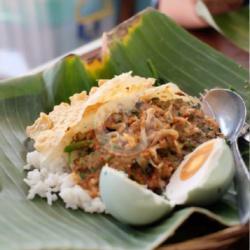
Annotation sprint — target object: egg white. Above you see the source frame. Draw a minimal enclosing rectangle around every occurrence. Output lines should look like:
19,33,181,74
100,165,173,225
165,138,235,205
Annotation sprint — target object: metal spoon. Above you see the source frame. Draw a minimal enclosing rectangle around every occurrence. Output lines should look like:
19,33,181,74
202,89,250,224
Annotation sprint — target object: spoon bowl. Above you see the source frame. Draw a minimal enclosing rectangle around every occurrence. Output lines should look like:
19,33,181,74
202,89,246,141
202,89,250,224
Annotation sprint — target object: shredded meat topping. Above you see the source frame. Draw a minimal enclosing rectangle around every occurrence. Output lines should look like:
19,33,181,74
67,98,222,197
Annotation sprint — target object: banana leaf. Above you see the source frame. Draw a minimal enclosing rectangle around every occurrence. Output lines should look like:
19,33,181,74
0,8,249,250
196,0,249,52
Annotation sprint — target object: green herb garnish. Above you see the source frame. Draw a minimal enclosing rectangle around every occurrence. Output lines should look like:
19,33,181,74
146,59,166,86
89,167,99,173
64,140,93,153
67,152,72,166
79,172,87,179
229,86,237,92
104,155,113,162
130,109,140,116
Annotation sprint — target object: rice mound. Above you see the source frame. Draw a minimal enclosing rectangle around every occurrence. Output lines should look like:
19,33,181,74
25,151,105,213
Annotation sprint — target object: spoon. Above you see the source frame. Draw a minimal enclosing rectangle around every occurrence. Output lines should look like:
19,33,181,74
202,89,250,224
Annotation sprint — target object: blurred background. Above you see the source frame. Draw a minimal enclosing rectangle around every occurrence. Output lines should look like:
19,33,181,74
0,0,248,78
0,0,152,78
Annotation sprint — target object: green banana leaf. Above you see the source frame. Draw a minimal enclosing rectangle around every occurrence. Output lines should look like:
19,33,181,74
196,0,249,52
0,8,249,250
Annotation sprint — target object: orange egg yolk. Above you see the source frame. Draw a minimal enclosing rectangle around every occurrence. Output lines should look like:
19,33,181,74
180,142,214,180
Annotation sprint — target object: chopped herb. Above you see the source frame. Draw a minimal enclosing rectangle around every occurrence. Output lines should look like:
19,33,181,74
79,172,87,179
184,141,195,150
188,114,194,120
110,144,122,151
155,77,166,86
89,167,99,173
64,140,93,153
229,85,237,92
130,109,140,116
146,59,166,86
67,152,72,166
104,155,113,162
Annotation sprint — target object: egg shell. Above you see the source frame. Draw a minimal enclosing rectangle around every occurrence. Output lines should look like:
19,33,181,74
100,165,173,226
165,138,235,206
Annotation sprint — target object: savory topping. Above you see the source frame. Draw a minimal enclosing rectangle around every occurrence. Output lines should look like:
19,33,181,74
66,98,222,197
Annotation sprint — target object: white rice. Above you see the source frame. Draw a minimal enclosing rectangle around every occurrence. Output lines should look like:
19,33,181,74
24,151,105,213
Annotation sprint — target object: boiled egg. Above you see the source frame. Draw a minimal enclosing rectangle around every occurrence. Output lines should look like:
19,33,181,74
100,166,173,225
100,138,235,225
165,138,235,205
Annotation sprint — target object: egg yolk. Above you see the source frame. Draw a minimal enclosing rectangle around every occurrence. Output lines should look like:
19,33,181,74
180,142,214,180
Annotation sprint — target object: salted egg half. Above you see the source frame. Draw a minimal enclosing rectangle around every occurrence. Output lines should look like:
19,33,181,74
100,138,235,225
165,137,235,205
100,166,173,225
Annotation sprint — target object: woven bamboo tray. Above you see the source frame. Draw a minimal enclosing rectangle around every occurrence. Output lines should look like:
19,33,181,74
158,224,249,250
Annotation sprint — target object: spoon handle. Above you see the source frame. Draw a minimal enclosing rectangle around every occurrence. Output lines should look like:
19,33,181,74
231,141,250,224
